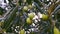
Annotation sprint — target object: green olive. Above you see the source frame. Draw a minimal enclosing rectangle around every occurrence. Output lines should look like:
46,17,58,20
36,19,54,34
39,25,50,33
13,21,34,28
54,26,59,34
23,6,28,11
26,18,32,24
42,14,48,21
28,4,32,9
0,22,4,26
20,29,25,34
23,0,26,2
59,32,60,34
2,29,6,33
28,13,35,19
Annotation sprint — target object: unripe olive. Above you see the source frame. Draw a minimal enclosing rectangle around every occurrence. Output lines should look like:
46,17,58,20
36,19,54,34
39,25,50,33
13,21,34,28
26,18,32,24
23,6,28,11
54,26,59,34
23,0,26,2
20,29,25,34
2,29,6,33
42,14,48,21
0,22,4,26
28,13,35,19
28,4,32,9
